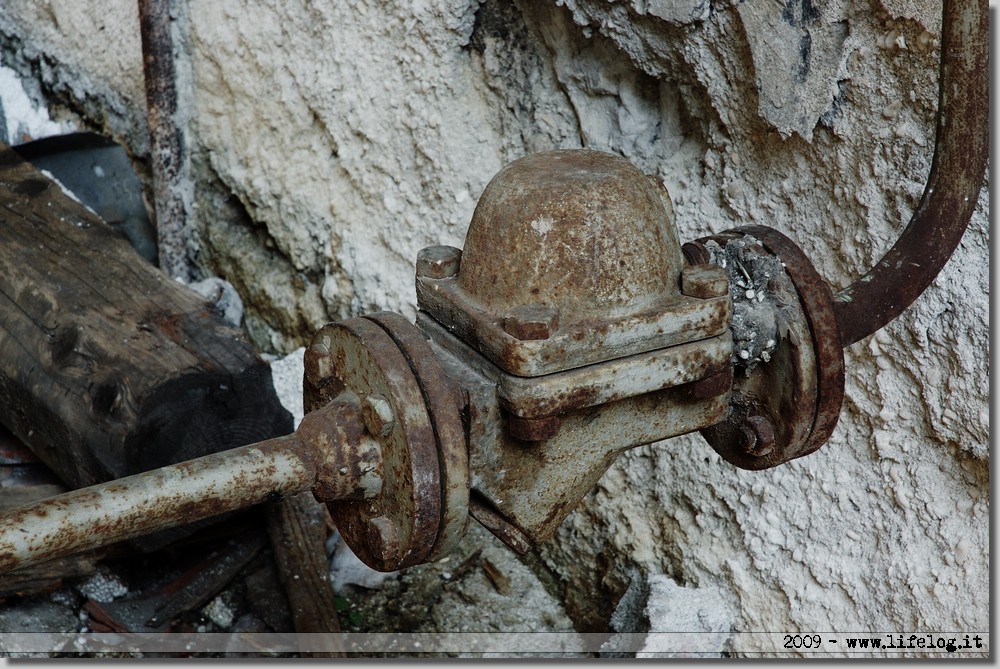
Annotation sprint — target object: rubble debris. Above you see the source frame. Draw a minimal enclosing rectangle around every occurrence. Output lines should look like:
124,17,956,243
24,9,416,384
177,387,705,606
81,531,266,633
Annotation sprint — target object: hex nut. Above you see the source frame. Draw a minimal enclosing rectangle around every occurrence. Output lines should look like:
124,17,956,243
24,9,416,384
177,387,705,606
502,304,559,341
367,516,400,559
362,394,395,438
681,263,730,299
416,245,462,279
740,414,776,457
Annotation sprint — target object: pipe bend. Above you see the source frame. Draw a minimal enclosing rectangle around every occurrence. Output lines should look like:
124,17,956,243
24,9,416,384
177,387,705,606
832,0,988,347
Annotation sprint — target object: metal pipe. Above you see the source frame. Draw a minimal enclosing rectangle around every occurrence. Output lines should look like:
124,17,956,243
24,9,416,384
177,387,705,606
0,433,308,572
833,0,988,347
0,397,380,574
138,0,190,281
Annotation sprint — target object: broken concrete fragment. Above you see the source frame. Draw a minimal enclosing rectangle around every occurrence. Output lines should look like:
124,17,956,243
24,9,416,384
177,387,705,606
636,0,710,24
736,0,848,139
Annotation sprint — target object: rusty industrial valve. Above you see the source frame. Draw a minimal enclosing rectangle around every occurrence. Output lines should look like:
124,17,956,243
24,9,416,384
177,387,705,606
287,150,848,564
402,149,736,553
286,149,741,566
0,0,986,572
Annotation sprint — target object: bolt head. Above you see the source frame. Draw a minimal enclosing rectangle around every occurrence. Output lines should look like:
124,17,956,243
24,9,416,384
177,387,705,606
502,304,559,341
416,245,462,279
362,394,395,438
366,516,400,560
681,263,729,299
740,414,776,457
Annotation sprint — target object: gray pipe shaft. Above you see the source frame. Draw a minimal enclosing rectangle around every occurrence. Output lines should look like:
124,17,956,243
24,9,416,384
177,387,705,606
0,396,380,574
0,432,312,573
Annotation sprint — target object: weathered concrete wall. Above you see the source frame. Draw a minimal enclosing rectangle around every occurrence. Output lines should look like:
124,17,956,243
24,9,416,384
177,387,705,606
0,0,987,655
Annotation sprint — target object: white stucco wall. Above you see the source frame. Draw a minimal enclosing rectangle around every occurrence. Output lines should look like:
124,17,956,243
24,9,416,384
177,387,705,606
0,0,988,655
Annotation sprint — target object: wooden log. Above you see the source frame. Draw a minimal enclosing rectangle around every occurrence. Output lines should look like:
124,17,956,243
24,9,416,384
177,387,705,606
0,142,293,541
265,493,345,656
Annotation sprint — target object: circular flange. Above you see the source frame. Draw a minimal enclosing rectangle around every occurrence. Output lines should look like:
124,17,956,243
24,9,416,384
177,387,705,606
308,317,441,571
738,225,845,456
696,227,845,470
362,311,469,561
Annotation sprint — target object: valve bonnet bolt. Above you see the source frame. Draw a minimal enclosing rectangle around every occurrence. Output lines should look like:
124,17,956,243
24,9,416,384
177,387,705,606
416,245,462,279
681,264,730,299
502,304,559,341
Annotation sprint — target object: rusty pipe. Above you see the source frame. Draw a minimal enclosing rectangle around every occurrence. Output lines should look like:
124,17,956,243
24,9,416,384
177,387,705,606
0,396,381,574
138,0,189,281
832,0,988,347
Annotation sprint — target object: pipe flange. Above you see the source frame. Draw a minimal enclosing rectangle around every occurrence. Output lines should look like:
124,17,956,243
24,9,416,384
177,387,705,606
304,316,467,571
362,311,469,562
738,226,845,457
692,226,844,469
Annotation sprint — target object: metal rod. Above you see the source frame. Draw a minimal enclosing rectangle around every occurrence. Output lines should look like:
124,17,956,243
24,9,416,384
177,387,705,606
832,0,988,347
138,0,190,281
0,432,310,573
0,397,380,574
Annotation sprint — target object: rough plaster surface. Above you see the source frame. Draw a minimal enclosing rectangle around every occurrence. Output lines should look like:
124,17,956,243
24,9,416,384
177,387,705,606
0,0,988,656
0,0,144,149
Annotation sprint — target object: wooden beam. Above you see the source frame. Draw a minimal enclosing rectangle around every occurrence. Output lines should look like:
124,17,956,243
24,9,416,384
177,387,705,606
0,142,293,546
266,493,345,655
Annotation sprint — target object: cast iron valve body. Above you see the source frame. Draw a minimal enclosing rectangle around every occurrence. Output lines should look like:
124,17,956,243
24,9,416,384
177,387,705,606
308,150,737,560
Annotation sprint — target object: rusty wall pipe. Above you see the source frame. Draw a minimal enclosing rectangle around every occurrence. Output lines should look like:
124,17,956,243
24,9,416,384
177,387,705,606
138,0,190,281
832,0,988,347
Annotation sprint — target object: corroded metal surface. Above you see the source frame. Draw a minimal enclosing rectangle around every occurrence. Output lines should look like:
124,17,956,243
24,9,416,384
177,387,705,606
417,313,731,548
493,384,731,546
405,148,741,548
308,318,441,571
304,398,382,503
416,149,729,377
418,274,731,376
496,334,732,419
362,311,469,562
739,225,845,458
833,0,988,346
680,263,730,300
0,398,372,573
415,245,462,280
458,150,683,321
695,229,843,470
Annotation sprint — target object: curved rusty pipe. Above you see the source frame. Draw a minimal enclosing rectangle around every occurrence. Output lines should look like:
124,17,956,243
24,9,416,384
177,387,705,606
832,0,988,347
